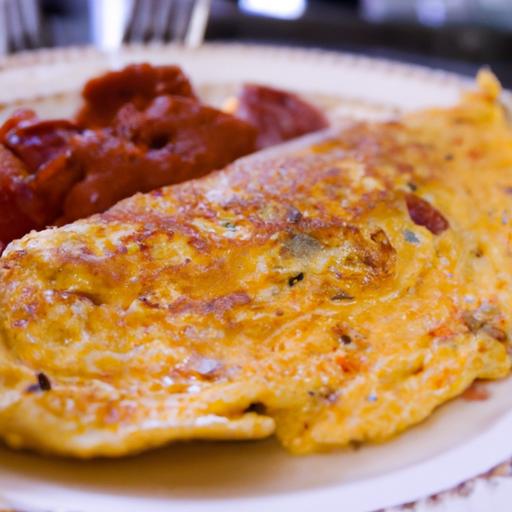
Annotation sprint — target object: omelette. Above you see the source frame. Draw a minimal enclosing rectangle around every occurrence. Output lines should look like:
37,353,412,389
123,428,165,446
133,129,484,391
0,71,511,457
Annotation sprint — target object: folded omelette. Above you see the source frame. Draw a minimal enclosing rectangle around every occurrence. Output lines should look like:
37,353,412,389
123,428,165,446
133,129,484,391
0,72,511,457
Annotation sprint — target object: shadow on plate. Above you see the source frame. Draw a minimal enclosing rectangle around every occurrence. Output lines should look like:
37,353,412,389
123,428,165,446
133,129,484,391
1,381,512,501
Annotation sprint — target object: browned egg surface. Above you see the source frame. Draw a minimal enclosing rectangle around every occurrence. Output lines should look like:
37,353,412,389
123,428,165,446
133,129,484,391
0,72,511,457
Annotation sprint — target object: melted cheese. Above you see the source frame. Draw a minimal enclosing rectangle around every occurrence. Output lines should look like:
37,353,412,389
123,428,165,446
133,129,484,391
0,72,511,457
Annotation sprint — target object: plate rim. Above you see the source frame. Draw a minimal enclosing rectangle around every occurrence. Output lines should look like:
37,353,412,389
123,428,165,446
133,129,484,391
0,41,473,87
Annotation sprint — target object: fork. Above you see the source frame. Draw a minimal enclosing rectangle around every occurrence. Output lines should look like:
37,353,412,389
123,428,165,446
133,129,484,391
0,0,43,55
123,0,211,47
1,0,212,55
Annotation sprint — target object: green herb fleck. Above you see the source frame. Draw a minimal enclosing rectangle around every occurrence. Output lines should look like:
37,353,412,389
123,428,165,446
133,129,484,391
221,221,237,231
288,272,304,287
340,334,352,345
331,291,354,301
404,229,420,244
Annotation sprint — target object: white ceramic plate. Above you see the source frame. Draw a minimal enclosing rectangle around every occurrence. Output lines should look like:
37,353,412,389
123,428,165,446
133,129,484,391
0,43,510,512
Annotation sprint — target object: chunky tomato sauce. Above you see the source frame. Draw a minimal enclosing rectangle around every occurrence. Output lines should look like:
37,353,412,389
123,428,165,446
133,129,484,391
76,63,197,129
0,64,328,249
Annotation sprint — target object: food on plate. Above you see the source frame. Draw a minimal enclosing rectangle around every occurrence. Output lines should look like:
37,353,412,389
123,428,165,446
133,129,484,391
0,71,510,457
0,64,327,249
234,83,329,149
75,63,198,128
64,97,257,223
0,112,80,248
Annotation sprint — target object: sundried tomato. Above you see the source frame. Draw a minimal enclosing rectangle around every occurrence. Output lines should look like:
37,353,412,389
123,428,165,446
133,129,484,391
406,193,449,234
76,63,197,128
235,84,328,149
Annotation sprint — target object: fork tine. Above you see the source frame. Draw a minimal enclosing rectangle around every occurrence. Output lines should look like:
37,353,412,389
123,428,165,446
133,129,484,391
0,1,8,55
134,0,153,43
4,0,39,52
123,0,210,46
18,0,42,49
14,0,36,50
151,0,175,43
123,0,143,43
171,0,194,42
141,0,158,42
184,0,210,48
5,0,24,52
162,0,179,42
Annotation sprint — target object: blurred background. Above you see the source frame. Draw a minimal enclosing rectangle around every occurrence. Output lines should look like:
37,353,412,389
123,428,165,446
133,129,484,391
1,0,511,86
